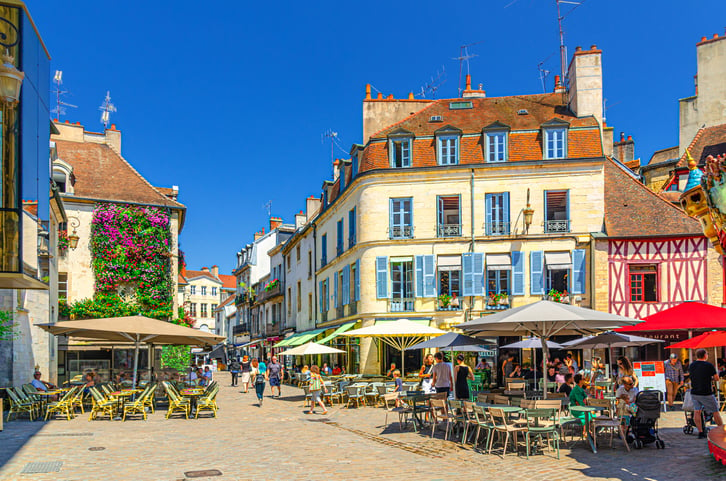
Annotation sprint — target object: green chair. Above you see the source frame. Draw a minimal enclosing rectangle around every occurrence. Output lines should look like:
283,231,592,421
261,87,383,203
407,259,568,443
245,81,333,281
524,408,560,459
472,404,495,451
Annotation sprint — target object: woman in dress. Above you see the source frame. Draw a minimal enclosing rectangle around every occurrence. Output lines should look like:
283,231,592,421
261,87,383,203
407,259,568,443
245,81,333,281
240,355,252,393
454,354,475,400
418,353,435,393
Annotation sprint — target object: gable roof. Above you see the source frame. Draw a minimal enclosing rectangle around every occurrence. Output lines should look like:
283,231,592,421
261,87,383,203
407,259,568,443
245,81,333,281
54,139,185,210
645,146,679,168
218,274,237,290
676,124,726,168
178,274,189,286
184,270,223,284
214,294,236,311
603,157,702,237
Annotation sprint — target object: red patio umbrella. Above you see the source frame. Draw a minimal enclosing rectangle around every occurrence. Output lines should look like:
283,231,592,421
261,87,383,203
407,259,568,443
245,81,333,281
617,302,726,332
666,331,726,349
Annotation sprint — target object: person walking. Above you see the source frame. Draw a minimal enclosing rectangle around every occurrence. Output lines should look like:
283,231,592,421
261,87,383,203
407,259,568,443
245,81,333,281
250,358,266,406
418,353,435,393
689,348,723,438
431,352,453,395
240,355,252,393
266,355,284,398
664,353,684,409
229,358,241,387
306,365,328,415
454,354,475,400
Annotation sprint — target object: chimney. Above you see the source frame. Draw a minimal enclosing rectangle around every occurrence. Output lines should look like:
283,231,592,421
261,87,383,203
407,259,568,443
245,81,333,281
553,75,565,93
254,227,265,240
270,217,283,231
333,159,340,181
295,210,307,229
613,132,635,165
104,125,122,152
363,83,434,143
462,74,486,98
202,266,209,272
211,265,219,278
306,195,322,219
568,44,603,125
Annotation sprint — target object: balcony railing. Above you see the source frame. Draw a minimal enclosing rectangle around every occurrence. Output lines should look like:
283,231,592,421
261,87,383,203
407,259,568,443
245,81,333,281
484,222,510,236
389,225,414,239
437,224,461,237
232,324,249,336
388,298,415,312
544,219,571,233
437,305,462,311
486,295,511,311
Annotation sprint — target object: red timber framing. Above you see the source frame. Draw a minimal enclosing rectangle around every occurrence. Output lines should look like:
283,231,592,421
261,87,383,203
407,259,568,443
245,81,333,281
608,237,708,318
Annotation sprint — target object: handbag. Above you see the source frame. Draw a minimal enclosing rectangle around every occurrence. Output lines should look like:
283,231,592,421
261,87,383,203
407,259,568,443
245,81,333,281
682,390,694,411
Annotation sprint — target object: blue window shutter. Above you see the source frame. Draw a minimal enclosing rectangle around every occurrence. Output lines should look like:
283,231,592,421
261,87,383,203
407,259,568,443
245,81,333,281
342,265,350,305
376,256,388,299
572,249,586,294
503,192,510,234
354,259,361,301
462,253,473,297
472,252,484,296
334,272,339,308
565,190,570,226
415,255,424,297
485,194,493,235
530,251,544,295
424,254,436,297
512,251,525,295
318,281,325,314
402,139,410,166
326,278,330,311
389,199,395,235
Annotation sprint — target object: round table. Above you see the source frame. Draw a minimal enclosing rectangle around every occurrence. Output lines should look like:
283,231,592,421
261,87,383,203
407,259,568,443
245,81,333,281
569,405,604,453
109,391,137,420
181,389,205,416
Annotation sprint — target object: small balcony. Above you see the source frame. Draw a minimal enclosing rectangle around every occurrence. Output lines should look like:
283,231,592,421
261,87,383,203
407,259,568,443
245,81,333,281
486,295,511,311
544,219,571,233
258,282,283,302
437,224,461,237
232,324,249,336
484,222,510,236
388,298,415,312
390,225,414,240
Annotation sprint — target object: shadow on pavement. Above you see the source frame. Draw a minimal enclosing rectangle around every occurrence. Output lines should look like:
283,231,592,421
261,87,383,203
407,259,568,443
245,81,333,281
0,418,47,469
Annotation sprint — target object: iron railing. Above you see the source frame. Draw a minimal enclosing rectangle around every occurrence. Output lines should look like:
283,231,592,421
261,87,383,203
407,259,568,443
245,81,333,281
484,221,510,236
388,298,415,312
544,219,570,233
390,225,414,239
437,224,462,237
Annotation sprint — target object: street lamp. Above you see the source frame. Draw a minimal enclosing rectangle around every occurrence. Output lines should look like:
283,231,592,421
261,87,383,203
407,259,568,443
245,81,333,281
0,18,23,104
523,188,534,233
68,217,80,250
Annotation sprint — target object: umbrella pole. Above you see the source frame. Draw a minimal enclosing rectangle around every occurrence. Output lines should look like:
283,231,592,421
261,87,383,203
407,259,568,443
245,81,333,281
540,338,549,400
132,335,140,390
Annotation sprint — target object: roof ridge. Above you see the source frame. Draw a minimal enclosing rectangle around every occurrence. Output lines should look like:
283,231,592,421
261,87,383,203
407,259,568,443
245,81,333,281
676,126,706,168
606,156,694,218
104,142,184,209
369,100,439,139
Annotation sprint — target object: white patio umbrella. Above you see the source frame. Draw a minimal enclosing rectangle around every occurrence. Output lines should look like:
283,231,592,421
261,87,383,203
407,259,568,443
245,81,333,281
343,319,445,375
279,341,345,356
459,301,642,397
501,337,564,391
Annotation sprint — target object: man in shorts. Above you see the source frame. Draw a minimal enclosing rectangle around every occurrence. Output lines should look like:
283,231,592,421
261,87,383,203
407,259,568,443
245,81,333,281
266,355,284,398
689,348,723,438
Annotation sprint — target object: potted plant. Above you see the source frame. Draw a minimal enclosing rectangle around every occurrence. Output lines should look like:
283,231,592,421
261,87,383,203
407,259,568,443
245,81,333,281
438,293,452,309
547,289,569,303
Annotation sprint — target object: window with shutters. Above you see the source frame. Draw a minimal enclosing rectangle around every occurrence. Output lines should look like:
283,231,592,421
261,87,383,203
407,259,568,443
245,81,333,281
190,285,196,295
438,270,461,310
544,190,569,233
201,286,207,296
349,262,357,315
485,193,510,235
201,304,208,317
547,268,569,293
437,195,461,237
389,138,412,168
190,303,197,316
390,260,414,312
337,219,344,256
486,270,510,309
348,208,356,248
211,287,217,296
630,265,658,302
321,234,328,266
390,198,413,239
485,131,508,162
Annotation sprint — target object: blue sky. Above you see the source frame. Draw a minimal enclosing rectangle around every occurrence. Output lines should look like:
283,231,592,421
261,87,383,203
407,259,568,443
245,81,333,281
32,0,726,274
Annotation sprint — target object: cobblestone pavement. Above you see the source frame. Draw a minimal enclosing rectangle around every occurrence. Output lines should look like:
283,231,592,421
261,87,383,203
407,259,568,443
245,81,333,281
0,382,724,481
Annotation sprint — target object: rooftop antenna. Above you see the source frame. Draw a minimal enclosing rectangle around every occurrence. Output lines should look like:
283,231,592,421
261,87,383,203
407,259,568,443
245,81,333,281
98,91,117,129
555,0,586,89
537,61,551,93
263,200,272,217
417,66,446,99
322,129,338,178
603,98,621,125
51,70,77,121
453,42,481,96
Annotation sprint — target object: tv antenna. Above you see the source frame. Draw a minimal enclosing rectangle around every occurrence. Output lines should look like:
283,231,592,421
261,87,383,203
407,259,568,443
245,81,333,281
51,70,77,121
555,0,587,88
453,42,481,96
417,66,446,99
603,98,621,124
263,200,272,217
322,129,340,178
98,91,117,129
537,62,551,93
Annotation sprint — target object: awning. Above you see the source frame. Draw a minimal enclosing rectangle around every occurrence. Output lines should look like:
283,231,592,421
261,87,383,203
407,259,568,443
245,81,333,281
318,322,356,345
545,252,572,270
275,331,304,347
237,339,263,349
286,328,327,347
437,255,461,272
486,253,512,271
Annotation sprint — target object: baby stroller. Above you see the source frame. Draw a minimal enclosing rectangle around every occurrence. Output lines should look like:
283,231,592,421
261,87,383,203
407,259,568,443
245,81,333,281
628,390,665,449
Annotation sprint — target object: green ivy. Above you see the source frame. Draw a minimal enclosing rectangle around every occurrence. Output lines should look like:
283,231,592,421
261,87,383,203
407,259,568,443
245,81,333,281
0,309,16,341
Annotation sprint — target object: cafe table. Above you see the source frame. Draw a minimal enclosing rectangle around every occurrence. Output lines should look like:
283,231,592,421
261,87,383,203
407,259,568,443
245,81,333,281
399,392,433,432
569,405,604,453
181,388,205,416
36,390,62,418
109,389,139,421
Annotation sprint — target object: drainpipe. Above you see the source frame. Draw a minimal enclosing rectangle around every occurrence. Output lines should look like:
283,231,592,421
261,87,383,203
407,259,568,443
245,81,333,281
467,169,476,323
313,223,318,329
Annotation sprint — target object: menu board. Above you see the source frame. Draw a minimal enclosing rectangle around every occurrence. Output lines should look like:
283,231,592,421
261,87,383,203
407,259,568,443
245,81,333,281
633,361,666,393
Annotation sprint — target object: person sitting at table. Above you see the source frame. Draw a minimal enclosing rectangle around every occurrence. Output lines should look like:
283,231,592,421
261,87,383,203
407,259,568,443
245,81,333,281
203,366,213,382
332,364,342,376
559,373,574,396
569,373,590,428
508,363,522,378
196,368,207,386
83,372,96,395
301,365,311,382
31,371,55,391
475,358,489,371
615,376,639,418
386,362,397,378
547,366,557,383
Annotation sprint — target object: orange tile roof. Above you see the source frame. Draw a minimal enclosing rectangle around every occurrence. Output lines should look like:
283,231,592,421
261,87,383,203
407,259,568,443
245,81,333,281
214,294,236,311
55,139,185,209
184,270,220,283
676,124,726,168
218,274,237,289
178,274,189,285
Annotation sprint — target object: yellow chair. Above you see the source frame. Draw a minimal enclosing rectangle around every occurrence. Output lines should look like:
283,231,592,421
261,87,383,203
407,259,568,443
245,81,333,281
45,388,76,421
122,390,153,421
6,388,36,421
88,387,116,421
163,382,190,419
195,387,219,418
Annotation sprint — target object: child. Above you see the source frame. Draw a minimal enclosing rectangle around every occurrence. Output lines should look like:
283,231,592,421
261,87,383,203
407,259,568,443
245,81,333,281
393,369,403,407
306,365,328,415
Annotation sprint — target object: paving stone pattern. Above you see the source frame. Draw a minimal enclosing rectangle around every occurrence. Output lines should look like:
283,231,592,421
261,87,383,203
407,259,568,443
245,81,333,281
0,382,724,481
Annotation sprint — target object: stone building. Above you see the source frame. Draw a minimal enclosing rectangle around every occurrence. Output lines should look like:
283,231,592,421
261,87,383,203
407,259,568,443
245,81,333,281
179,265,235,333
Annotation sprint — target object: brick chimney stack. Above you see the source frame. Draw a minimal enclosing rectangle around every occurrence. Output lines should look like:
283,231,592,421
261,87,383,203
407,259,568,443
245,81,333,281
613,132,635,164
269,217,283,231
211,265,219,278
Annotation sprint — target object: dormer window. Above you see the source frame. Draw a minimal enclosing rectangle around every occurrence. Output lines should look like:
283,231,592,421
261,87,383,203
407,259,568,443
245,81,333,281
387,128,414,168
435,125,462,166
542,119,569,160
483,122,510,163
